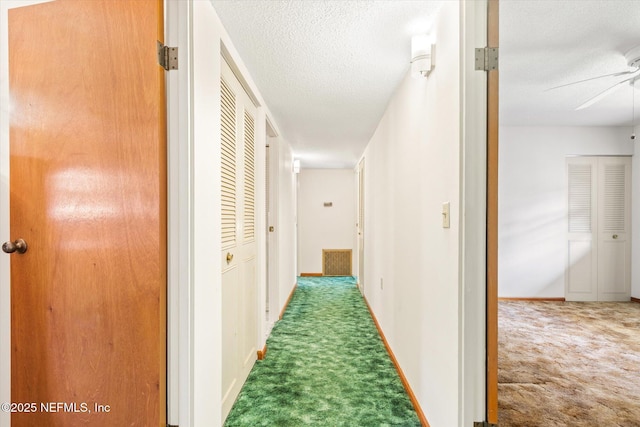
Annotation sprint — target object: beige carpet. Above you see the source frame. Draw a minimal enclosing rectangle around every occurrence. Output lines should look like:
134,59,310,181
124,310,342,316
498,301,640,427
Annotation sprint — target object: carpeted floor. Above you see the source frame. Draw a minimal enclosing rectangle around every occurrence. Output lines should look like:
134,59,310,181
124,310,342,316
224,276,421,427
498,301,640,427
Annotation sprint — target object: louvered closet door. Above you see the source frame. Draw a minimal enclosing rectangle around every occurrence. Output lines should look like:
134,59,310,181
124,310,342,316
220,58,258,422
566,157,598,301
566,156,631,302
597,157,631,301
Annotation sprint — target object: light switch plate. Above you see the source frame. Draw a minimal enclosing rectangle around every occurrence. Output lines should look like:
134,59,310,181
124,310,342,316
442,202,450,228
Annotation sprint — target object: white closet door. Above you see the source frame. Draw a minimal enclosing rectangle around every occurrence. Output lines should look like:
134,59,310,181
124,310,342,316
597,157,631,301
566,157,598,301
566,156,632,302
221,57,258,421
357,159,365,290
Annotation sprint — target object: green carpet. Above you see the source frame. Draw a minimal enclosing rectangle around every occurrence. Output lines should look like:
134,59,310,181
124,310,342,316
224,276,421,427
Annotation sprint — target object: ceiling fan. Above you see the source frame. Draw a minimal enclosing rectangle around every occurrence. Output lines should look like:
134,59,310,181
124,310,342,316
548,46,640,111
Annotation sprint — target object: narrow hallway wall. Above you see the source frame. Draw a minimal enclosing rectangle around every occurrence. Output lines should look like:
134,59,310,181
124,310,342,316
359,2,462,425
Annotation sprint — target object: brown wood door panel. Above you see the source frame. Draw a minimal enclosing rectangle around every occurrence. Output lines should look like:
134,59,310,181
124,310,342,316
8,1,166,425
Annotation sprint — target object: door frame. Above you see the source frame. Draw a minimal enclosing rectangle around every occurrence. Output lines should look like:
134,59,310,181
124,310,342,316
459,0,492,425
0,1,186,426
165,0,190,424
356,158,365,291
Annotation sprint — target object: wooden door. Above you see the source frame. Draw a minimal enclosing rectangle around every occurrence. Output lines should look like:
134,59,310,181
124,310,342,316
597,157,631,301
220,58,258,422
486,0,499,423
7,1,166,426
566,157,598,301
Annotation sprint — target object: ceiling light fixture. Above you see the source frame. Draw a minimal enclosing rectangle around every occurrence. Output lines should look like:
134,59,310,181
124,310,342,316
411,34,435,78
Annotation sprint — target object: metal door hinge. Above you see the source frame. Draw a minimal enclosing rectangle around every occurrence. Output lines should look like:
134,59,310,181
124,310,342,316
474,422,498,427
475,47,498,71
158,41,178,71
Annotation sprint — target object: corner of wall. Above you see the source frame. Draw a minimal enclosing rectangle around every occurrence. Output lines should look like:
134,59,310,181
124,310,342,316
632,145,640,298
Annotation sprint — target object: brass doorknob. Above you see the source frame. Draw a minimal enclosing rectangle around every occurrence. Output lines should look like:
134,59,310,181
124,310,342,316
2,238,28,254
612,234,619,239
226,252,234,263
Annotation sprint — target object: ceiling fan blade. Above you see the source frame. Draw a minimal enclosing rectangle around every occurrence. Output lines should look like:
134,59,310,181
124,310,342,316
547,68,638,91
575,76,635,110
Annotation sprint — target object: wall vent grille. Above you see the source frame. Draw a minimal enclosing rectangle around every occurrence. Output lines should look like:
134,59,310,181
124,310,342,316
322,249,352,276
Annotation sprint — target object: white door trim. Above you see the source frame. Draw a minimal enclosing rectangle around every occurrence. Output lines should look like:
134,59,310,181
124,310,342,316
459,0,488,425
165,0,191,425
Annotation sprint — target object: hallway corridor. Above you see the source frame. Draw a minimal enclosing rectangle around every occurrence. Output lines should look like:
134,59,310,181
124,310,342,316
224,276,420,426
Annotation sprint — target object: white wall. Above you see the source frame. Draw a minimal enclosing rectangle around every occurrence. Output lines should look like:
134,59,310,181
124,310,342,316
498,126,635,298
360,2,463,425
297,169,356,274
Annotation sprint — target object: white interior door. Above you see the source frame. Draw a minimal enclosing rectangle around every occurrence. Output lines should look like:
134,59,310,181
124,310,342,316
265,143,270,322
357,159,365,290
566,156,631,302
597,157,631,301
566,157,598,301
267,137,279,328
220,57,258,421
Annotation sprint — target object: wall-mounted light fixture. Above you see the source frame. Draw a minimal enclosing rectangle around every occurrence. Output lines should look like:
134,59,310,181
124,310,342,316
293,159,301,174
411,34,435,78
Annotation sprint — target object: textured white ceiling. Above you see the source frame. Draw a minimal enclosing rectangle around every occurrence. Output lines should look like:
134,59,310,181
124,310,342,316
211,1,640,168
501,0,640,128
211,0,442,168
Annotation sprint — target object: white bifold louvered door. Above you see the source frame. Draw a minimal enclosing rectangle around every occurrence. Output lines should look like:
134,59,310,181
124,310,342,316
220,58,258,422
566,158,598,301
566,156,631,301
596,157,631,301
